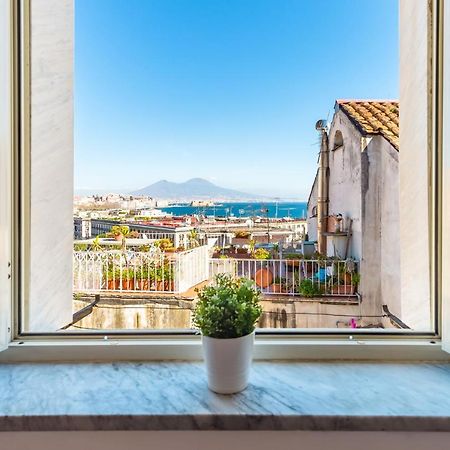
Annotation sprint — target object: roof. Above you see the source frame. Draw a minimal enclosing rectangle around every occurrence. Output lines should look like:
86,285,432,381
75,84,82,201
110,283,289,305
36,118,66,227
335,100,399,150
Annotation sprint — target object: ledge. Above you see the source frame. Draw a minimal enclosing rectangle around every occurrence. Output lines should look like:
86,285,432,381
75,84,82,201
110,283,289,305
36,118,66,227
1,361,450,431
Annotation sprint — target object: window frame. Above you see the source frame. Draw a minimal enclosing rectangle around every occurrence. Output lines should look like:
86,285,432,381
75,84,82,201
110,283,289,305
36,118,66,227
2,0,449,361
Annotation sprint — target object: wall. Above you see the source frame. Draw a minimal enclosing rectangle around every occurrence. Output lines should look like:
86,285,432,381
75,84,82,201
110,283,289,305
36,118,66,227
73,297,194,330
74,296,363,330
326,110,363,261
259,298,363,329
398,0,431,330
2,430,450,450
377,137,401,322
27,0,74,331
306,171,318,241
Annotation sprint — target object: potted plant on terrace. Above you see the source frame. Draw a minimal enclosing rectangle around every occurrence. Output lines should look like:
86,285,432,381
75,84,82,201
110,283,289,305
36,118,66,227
270,276,287,293
193,274,262,394
110,225,130,242
297,279,323,297
119,267,135,291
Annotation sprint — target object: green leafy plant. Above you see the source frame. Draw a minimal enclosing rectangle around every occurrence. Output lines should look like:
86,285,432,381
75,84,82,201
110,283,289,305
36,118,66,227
154,238,174,251
351,273,361,286
110,225,130,238
298,279,323,297
283,253,304,260
90,236,103,252
74,243,88,251
193,274,262,339
188,229,200,248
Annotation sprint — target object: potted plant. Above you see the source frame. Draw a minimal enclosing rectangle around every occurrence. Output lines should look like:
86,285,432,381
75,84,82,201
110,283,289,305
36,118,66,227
110,225,130,242
270,276,286,293
136,266,153,291
253,248,270,260
297,279,323,297
155,263,174,291
103,267,119,290
193,274,262,394
283,253,303,270
120,267,135,291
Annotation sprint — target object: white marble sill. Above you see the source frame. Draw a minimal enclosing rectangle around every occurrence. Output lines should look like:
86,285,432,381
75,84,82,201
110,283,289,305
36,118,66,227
1,361,450,432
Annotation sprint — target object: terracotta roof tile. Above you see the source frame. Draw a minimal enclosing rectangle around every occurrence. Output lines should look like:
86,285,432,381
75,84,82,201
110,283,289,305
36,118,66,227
336,100,399,150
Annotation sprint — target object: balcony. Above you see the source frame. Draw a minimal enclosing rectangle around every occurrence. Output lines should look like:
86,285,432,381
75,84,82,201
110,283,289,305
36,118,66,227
73,246,359,299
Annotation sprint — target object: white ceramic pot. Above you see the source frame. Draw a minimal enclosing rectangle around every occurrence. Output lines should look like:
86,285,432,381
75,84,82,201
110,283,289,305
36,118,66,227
201,331,255,394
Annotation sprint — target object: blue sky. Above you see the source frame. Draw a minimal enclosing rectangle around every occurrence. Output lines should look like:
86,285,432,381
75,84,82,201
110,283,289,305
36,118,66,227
74,0,398,199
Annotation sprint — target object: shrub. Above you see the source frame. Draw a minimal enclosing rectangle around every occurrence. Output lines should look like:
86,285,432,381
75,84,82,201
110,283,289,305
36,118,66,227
193,274,262,338
254,248,270,260
154,238,174,251
74,243,88,251
110,225,130,237
298,279,323,297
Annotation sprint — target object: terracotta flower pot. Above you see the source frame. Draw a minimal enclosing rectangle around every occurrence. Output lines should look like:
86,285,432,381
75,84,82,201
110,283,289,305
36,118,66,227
165,280,175,291
106,279,119,290
270,283,284,293
138,279,149,291
286,259,300,268
113,234,123,242
331,284,355,295
254,268,273,288
343,272,352,284
121,279,135,291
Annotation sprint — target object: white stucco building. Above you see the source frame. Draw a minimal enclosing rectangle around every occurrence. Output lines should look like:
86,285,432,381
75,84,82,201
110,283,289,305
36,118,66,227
307,100,402,327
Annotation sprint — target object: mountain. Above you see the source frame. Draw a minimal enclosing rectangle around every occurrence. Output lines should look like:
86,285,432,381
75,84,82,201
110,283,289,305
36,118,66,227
130,178,265,200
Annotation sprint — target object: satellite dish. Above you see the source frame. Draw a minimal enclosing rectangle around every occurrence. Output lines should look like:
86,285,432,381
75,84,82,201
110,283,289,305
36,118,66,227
315,119,327,131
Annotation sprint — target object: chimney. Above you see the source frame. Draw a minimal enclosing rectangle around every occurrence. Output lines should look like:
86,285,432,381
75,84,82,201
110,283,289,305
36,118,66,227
315,121,329,255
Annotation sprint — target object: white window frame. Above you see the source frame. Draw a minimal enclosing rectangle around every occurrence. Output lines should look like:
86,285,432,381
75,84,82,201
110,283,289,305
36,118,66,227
1,0,450,362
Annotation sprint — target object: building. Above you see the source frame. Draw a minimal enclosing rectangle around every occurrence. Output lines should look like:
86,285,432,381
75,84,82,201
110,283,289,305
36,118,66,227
307,100,401,326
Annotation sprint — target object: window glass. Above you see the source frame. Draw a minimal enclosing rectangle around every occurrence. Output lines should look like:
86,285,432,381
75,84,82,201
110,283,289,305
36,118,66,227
23,0,435,334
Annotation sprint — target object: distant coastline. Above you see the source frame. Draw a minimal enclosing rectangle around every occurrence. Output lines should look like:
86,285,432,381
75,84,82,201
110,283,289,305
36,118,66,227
159,201,307,219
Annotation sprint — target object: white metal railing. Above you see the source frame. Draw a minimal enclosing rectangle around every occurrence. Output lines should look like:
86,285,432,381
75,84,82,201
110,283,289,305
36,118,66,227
73,245,210,294
209,258,359,297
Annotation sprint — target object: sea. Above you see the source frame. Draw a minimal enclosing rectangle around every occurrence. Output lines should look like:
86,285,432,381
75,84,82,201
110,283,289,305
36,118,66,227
159,202,307,219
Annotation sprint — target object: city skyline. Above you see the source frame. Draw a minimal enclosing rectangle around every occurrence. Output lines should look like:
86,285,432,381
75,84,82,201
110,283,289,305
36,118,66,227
74,0,398,198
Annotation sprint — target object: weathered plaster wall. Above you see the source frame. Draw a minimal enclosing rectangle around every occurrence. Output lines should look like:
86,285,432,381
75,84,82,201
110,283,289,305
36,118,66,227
325,112,400,324
326,110,363,261
364,136,400,321
306,172,318,241
74,296,364,330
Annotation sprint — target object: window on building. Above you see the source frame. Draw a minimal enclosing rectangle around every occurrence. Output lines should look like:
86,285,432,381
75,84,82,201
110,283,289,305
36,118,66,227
333,130,344,150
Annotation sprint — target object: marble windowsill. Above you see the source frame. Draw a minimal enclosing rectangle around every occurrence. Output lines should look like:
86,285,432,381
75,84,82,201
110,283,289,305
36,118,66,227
1,361,450,432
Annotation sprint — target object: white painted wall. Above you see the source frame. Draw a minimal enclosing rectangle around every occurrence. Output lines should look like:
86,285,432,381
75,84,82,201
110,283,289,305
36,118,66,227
326,110,363,261
365,136,401,321
399,0,431,330
26,0,74,331
306,171,318,241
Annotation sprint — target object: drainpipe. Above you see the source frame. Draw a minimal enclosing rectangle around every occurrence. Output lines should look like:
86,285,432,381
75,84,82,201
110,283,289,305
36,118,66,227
316,121,329,255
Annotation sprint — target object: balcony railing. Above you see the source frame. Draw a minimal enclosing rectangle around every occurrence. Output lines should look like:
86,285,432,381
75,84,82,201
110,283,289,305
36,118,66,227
74,247,358,298
73,245,209,294
209,258,359,297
